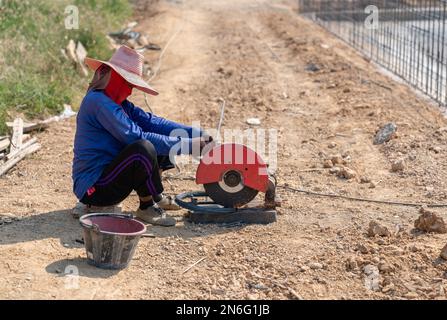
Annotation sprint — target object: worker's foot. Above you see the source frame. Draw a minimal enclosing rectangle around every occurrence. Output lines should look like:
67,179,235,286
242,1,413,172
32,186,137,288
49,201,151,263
135,204,176,227
157,195,181,211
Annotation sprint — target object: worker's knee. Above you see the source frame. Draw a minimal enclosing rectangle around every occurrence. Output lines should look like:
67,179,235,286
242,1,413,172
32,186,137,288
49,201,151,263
130,139,157,159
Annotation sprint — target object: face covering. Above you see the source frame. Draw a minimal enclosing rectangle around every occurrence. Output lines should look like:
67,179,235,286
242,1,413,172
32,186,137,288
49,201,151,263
87,65,133,105
104,69,133,104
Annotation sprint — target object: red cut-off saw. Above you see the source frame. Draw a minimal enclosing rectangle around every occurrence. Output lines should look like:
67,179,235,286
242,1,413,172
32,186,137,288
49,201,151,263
175,101,279,224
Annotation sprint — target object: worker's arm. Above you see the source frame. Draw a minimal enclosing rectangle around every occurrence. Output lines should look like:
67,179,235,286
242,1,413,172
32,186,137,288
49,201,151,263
96,99,192,156
122,100,203,139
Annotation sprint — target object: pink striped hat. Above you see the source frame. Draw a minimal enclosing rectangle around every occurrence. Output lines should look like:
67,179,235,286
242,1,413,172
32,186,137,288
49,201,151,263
84,45,158,96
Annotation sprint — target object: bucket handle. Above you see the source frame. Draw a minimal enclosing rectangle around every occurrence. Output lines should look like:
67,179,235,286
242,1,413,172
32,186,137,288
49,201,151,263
83,222,101,233
88,223,101,233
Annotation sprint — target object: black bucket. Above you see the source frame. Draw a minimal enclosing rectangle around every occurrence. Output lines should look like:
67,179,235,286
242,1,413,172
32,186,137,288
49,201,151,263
79,213,146,270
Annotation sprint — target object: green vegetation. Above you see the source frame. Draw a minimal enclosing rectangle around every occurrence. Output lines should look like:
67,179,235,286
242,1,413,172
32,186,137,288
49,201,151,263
0,0,132,134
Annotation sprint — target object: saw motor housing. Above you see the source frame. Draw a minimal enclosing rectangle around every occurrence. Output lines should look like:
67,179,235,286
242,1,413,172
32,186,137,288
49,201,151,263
196,143,276,208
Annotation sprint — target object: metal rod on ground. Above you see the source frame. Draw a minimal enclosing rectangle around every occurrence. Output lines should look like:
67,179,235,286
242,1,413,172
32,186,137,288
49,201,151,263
183,257,206,274
143,1,185,119
148,7,185,83
141,233,156,238
163,175,195,181
297,168,327,172
216,98,226,142
279,185,447,208
143,94,154,113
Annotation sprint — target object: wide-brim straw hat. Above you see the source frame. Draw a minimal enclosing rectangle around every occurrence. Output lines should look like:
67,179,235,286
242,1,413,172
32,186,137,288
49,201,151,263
84,45,158,96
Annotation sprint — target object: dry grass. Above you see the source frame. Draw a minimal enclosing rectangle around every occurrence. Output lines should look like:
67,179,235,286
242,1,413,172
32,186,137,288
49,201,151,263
0,0,133,134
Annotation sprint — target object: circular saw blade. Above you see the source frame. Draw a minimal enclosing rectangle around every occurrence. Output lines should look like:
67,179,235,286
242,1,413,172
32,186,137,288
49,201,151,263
204,182,259,208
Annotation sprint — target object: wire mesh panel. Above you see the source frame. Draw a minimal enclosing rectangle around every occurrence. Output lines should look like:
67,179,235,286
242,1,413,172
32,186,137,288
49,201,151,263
298,0,447,106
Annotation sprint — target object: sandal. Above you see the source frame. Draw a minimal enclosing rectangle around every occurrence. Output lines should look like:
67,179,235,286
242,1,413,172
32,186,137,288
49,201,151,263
71,202,122,219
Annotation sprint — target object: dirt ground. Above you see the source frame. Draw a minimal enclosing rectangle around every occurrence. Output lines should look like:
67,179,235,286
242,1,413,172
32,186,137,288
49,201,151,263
1,0,447,300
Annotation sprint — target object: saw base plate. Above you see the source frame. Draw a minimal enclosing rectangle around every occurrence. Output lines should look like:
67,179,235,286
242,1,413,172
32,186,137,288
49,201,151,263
175,191,277,225
187,208,277,225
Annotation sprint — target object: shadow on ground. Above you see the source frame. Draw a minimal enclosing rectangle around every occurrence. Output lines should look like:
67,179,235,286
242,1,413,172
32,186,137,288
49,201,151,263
0,209,246,247
45,258,121,279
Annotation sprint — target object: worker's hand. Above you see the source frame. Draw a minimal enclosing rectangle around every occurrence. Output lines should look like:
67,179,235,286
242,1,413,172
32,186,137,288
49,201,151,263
202,138,216,155
191,137,206,154
201,131,214,144
191,136,215,158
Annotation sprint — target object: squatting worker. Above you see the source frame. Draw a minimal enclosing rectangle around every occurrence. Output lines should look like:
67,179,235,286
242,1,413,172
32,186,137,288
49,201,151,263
72,46,212,227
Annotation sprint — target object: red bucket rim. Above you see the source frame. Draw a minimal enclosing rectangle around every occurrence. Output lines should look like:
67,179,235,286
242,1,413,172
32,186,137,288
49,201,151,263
79,213,147,236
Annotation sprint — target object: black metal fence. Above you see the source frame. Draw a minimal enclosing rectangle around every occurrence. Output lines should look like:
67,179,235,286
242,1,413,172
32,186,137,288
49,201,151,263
298,0,447,106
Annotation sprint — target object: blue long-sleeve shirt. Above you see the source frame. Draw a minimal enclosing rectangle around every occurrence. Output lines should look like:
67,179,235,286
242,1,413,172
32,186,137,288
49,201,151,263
72,90,200,200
